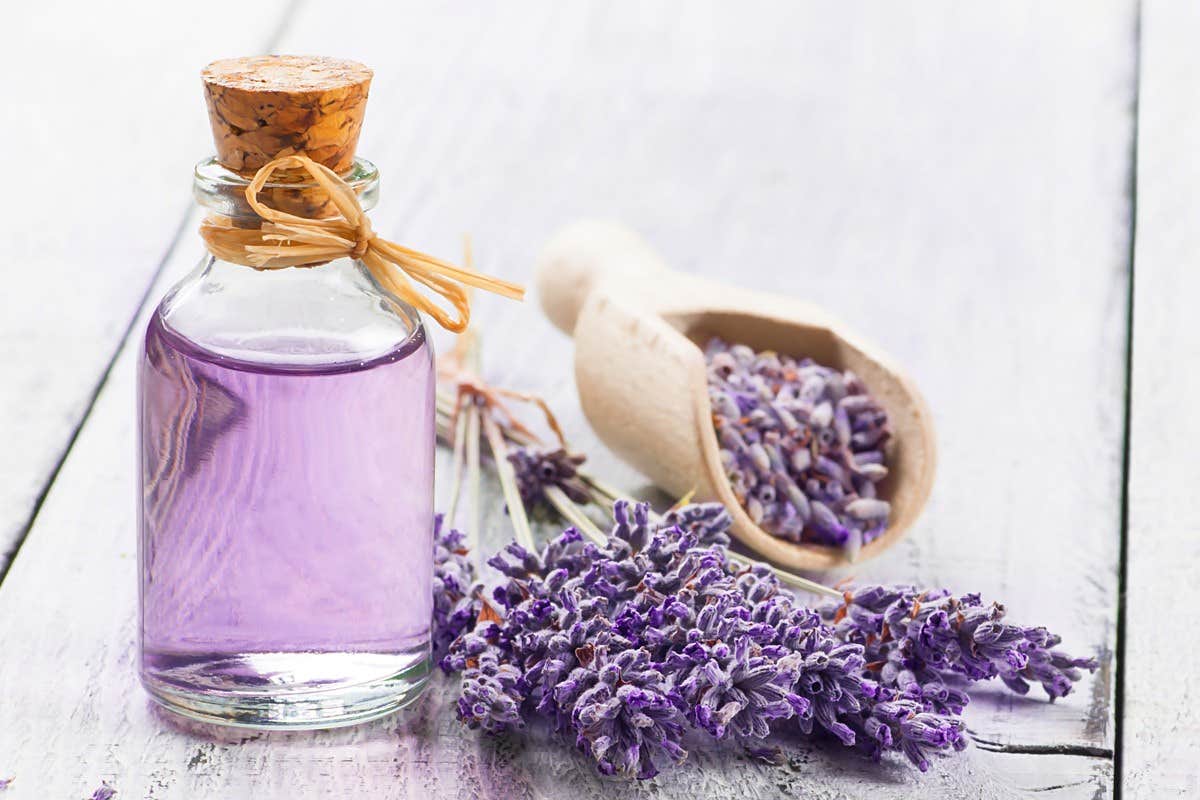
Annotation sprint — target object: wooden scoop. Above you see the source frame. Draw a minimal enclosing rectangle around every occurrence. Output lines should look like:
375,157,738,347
535,221,937,570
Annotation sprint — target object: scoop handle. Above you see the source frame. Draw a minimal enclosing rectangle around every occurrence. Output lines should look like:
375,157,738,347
535,220,674,334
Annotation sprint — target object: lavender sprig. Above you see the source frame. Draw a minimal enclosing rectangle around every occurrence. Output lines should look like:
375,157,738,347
430,505,1096,779
439,501,967,778
705,338,891,556
454,643,526,733
432,515,481,658
822,586,1099,714
567,647,688,778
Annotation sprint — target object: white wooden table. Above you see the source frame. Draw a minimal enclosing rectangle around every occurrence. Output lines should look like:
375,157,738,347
1,2,1194,797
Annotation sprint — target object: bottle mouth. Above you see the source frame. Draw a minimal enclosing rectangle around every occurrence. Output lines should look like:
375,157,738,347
193,156,380,219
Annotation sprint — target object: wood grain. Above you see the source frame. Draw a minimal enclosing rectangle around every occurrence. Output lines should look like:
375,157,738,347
0,1,1137,797
1122,1,1200,796
0,0,289,569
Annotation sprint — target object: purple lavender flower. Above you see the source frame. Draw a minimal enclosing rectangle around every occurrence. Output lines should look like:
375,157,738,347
507,447,590,509
456,646,527,733
662,502,733,548
739,576,965,770
432,515,481,658
442,500,968,778
567,647,687,779
0,777,11,791
89,783,116,800
861,688,967,770
672,634,797,740
705,338,891,555
822,585,1098,714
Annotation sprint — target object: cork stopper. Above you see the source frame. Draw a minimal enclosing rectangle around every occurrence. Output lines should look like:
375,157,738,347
202,55,372,175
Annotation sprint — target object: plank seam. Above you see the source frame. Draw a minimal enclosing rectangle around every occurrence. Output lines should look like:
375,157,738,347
1113,2,1143,799
0,0,304,587
0,209,188,586
973,741,1114,759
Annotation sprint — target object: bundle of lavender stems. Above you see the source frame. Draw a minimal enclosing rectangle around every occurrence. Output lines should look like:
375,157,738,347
431,344,1097,781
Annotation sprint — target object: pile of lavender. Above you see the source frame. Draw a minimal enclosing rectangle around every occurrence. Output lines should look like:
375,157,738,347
705,338,891,556
433,500,1096,780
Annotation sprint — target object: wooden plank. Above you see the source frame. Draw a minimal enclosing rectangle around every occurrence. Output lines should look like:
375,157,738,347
1123,2,1200,797
0,0,289,568
0,1,1134,797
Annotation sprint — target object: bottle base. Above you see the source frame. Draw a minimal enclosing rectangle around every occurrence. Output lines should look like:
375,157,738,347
141,648,432,730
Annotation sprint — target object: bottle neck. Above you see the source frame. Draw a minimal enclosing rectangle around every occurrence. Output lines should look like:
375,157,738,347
193,156,380,221
159,155,421,368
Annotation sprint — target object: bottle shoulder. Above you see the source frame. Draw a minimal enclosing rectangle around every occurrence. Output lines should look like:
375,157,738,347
155,255,428,368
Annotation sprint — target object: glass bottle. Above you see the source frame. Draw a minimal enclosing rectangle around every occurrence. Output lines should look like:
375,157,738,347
137,151,435,728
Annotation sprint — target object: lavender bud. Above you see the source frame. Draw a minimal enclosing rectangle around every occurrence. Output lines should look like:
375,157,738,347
783,481,812,522
844,527,863,562
749,443,772,473
810,402,833,429
730,344,756,364
854,462,889,482
713,391,740,419
773,404,800,431
747,496,765,524
834,406,852,445
845,498,891,521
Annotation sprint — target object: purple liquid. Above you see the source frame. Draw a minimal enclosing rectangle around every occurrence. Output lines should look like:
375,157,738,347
138,311,434,724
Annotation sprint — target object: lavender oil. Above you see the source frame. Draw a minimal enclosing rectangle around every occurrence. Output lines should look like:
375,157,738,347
139,313,434,727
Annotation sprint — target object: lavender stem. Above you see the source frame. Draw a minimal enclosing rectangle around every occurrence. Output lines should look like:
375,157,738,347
445,402,471,527
465,404,483,553
482,413,536,550
577,472,627,506
543,485,607,542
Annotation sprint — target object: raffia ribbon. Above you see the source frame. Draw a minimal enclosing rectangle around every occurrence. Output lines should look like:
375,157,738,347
199,154,524,332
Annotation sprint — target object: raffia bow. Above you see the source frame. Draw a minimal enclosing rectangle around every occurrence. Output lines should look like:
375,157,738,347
199,154,524,332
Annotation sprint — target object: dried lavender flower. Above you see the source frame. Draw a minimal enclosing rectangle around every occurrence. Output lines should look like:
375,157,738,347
673,634,798,740
88,783,116,800
822,585,1099,714
507,447,591,510
455,645,527,733
568,647,687,779
442,501,966,778
432,515,481,658
661,502,733,548
705,337,891,554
